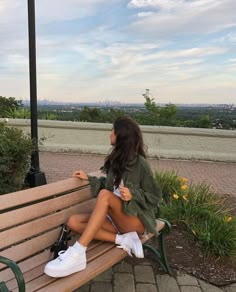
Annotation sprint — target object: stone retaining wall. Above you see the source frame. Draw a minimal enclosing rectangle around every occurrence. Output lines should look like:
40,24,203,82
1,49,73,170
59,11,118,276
3,119,236,162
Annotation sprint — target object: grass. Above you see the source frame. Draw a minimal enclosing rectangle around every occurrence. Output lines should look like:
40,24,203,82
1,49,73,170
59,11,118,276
155,170,236,258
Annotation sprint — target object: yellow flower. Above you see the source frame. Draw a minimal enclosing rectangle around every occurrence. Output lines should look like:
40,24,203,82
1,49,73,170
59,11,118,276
182,195,188,201
181,177,188,183
173,194,179,200
225,216,233,222
181,184,188,191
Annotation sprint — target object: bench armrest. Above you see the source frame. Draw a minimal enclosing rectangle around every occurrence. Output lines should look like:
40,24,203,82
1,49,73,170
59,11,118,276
157,218,171,234
0,256,25,292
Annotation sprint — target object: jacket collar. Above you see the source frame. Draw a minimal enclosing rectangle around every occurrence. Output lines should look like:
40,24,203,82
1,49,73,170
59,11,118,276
125,154,139,171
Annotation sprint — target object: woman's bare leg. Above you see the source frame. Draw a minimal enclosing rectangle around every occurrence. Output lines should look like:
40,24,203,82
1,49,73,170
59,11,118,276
44,190,145,278
67,213,118,242
75,189,144,247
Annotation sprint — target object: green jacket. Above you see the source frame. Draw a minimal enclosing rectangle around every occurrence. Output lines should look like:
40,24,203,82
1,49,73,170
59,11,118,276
88,155,162,235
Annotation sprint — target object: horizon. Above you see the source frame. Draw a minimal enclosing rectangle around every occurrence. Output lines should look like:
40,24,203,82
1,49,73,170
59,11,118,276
21,98,235,107
0,1,236,104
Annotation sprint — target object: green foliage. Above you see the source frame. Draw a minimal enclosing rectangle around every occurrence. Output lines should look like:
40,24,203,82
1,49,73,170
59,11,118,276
142,89,177,125
154,170,183,203
11,108,31,119
79,107,103,122
155,170,236,258
0,96,23,118
39,111,58,120
2,93,235,129
159,104,177,126
79,106,125,123
0,122,32,194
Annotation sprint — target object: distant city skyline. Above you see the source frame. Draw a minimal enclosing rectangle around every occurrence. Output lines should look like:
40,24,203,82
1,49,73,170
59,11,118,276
0,0,236,104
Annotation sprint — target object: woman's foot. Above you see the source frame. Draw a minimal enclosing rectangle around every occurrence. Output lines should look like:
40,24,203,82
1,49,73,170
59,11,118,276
116,232,144,258
44,245,86,277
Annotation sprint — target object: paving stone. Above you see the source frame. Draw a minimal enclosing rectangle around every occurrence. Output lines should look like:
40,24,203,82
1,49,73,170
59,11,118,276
180,287,202,292
156,275,180,292
177,274,199,286
114,273,135,292
73,283,90,292
91,281,112,292
134,265,155,283
136,283,158,292
224,285,236,292
92,268,113,282
199,280,225,292
136,260,154,266
113,261,133,273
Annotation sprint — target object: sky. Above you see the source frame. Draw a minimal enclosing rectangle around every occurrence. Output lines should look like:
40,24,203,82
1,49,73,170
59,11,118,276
0,0,236,105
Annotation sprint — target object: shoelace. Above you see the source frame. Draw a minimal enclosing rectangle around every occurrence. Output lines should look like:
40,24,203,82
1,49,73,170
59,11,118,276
58,250,66,260
58,248,72,261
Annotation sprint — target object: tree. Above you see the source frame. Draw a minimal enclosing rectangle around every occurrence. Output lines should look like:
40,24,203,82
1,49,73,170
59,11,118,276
142,89,160,125
0,96,23,118
159,103,177,126
197,115,212,128
79,106,102,122
142,89,177,126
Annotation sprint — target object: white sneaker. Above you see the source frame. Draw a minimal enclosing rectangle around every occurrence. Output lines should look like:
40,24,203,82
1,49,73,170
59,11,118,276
117,232,144,258
44,246,86,277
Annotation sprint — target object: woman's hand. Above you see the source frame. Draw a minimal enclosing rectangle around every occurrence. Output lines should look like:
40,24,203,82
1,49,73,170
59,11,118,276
72,170,88,180
119,186,132,201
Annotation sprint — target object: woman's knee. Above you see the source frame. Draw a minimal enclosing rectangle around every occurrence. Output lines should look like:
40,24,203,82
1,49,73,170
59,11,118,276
67,214,81,231
97,189,113,203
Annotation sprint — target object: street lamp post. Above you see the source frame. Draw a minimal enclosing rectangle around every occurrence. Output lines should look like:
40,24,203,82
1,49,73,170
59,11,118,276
26,0,47,187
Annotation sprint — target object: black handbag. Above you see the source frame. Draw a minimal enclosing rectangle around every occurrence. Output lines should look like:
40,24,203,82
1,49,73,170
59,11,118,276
50,224,71,259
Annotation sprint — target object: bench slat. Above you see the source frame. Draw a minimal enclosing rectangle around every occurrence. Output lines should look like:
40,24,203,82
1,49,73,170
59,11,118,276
0,229,60,270
36,224,164,292
9,242,115,291
36,246,128,292
0,188,92,231
0,241,103,283
0,178,88,211
0,199,96,249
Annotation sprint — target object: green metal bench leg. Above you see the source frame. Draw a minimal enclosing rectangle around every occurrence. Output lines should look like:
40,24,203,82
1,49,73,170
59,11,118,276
143,233,171,274
158,232,172,274
0,281,9,292
143,218,172,274
0,256,25,292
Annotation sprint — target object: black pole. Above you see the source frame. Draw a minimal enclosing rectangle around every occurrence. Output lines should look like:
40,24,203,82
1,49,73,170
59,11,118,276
26,0,46,187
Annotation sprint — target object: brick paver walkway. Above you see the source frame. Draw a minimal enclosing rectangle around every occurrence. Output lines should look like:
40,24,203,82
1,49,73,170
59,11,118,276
40,152,236,196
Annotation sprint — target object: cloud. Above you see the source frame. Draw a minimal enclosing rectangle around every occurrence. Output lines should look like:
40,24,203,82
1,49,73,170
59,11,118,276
128,0,236,37
0,0,235,103
35,0,112,23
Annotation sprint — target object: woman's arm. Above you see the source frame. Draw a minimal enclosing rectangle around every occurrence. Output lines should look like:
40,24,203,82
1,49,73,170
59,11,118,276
87,175,107,197
72,170,106,197
123,163,161,211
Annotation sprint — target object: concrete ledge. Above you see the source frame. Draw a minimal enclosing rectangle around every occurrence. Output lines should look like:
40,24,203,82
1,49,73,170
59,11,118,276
2,119,236,162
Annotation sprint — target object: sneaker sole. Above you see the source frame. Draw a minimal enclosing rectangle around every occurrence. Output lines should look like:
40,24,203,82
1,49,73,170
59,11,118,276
44,262,86,278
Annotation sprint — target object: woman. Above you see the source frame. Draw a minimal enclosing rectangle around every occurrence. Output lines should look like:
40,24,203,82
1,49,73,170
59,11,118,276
44,116,161,278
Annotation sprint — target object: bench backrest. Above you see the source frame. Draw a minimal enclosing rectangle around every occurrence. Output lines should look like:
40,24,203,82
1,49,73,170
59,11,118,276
0,178,95,282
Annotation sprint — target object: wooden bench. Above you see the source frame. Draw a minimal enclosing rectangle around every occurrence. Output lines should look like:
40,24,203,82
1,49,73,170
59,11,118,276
0,177,171,292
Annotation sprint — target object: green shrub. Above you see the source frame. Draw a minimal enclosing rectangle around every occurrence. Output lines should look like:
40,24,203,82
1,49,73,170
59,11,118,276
0,122,32,194
154,170,184,203
155,170,236,258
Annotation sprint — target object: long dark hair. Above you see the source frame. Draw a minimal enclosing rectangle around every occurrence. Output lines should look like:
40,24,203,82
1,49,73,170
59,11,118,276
102,116,146,187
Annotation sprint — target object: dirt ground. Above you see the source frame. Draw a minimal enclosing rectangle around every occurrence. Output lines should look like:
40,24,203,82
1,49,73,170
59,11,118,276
127,195,236,287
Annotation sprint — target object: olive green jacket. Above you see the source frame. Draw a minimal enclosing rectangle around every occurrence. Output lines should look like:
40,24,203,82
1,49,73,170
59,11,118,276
88,155,162,235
